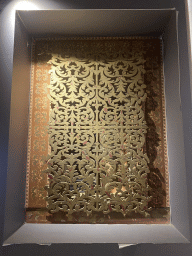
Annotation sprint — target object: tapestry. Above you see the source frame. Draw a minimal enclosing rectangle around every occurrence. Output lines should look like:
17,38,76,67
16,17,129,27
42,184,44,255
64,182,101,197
25,38,169,224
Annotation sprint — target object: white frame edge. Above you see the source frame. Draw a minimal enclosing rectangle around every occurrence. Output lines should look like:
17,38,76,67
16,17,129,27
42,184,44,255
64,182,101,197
3,223,190,245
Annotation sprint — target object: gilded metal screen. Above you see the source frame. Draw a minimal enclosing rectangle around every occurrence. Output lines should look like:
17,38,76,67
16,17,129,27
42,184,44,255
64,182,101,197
26,38,169,224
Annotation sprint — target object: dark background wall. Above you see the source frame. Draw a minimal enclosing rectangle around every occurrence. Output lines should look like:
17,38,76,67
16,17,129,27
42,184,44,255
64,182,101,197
0,0,192,255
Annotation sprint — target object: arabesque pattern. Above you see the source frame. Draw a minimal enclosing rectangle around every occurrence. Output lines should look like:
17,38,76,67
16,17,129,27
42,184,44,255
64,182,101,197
44,40,152,217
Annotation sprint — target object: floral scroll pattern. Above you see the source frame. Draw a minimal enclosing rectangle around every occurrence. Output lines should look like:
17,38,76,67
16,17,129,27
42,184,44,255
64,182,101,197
44,39,153,217
26,51,51,208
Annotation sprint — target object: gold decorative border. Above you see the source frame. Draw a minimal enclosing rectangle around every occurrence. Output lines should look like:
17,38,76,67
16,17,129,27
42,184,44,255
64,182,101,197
25,39,36,208
35,36,159,40
160,40,170,207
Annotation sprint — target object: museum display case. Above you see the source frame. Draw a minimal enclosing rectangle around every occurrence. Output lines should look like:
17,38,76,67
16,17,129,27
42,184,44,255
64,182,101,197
3,9,189,244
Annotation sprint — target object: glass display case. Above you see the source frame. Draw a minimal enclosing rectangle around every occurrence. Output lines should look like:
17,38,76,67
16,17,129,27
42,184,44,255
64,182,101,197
3,9,189,245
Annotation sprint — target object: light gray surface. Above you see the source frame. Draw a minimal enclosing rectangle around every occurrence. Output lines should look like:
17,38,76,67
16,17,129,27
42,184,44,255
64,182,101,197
0,0,192,255
3,224,188,244
2,11,31,243
162,11,189,241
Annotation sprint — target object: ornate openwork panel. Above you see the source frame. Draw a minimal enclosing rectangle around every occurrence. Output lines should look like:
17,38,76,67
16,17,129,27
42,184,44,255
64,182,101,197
26,38,169,224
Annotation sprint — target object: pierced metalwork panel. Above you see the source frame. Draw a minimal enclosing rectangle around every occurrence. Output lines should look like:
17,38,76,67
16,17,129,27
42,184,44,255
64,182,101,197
26,38,169,223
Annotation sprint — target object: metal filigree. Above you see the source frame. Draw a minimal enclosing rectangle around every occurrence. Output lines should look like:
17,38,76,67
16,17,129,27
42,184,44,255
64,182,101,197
44,40,152,217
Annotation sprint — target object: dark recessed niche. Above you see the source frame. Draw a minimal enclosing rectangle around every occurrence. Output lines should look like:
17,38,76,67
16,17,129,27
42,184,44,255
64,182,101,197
3,9,189,244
